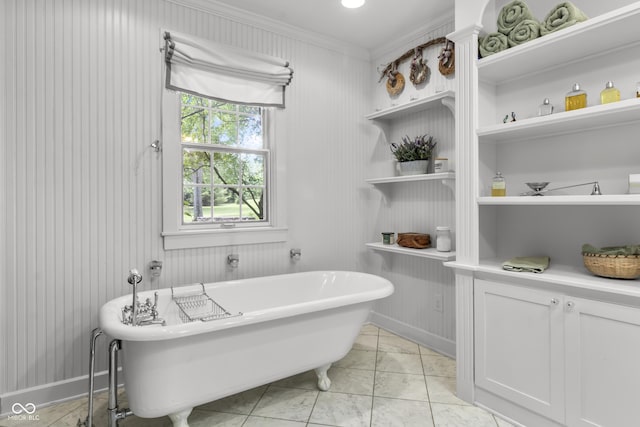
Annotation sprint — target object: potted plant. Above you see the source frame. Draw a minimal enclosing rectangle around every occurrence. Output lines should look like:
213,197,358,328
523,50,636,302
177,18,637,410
390,134,437,175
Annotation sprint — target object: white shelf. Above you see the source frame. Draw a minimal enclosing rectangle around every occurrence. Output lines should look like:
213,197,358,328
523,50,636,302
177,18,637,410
477,98,640,143
477,2,640,84
366,90,455,121
366,172,455,185
478,195,640,206
366,242,456,261
445,259,640,298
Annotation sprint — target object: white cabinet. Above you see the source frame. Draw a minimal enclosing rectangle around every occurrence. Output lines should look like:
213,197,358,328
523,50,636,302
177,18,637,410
564,296,640,427
475,278,640,426
475,279,565,423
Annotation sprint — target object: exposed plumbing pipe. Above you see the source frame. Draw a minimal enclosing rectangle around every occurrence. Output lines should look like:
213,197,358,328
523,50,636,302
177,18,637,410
77,328,103,427
107,340,132,427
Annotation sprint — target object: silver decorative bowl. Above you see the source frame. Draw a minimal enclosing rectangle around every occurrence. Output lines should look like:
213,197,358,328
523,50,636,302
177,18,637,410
525,182,549,195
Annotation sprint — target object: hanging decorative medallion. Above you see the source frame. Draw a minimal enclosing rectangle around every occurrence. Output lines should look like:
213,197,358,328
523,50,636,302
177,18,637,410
438,40,455,76
385,62,405,96
409,48,429,85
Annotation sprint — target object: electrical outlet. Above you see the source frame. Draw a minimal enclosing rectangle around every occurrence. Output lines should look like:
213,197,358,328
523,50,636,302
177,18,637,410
434,294,443,312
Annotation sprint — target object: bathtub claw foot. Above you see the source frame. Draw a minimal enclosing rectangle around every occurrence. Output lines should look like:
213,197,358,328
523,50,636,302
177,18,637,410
168,408,192,427
314,363,332,391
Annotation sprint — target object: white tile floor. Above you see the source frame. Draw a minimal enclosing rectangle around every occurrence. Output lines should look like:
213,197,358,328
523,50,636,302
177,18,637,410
1,325,514,427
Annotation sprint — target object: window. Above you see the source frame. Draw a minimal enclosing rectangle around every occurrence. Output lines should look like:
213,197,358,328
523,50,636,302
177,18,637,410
180,93,267,227
162,91,287,250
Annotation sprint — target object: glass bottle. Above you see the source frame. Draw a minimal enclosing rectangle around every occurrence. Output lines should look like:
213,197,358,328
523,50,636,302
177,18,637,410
565,83,587,111
600,81,620,104
491,172,506,197
538,98,554,116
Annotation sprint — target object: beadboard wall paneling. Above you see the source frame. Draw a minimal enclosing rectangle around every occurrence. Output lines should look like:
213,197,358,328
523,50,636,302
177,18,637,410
1,0,372,399
364,20,457,346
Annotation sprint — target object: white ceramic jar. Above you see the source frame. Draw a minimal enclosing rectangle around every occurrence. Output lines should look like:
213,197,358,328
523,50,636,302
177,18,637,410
436,226,452,252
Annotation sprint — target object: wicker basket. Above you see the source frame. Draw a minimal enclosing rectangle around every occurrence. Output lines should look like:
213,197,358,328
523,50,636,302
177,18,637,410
582,253,640,279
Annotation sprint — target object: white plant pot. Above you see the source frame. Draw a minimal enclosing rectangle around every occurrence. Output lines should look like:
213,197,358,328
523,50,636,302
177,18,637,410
397,160,429,176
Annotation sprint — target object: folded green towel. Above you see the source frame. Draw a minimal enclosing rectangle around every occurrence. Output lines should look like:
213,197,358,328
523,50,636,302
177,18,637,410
497,0,536,35
582,244,640,256
540,2,588,36
507,19,540,47
503,256,550,273
479,32,509,58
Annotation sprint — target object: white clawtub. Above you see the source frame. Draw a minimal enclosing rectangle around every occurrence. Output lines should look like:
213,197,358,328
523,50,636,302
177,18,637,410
99,270,393,426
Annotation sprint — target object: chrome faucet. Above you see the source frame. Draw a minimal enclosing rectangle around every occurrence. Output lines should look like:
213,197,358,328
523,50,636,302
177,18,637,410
121,269,165,326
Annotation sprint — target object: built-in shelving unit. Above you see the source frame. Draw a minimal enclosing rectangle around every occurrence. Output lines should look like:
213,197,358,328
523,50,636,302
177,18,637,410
366,172,455,185
477,98,640,143
367,242,456,261
366,90,455,121
365,88,456,262
477,194,640,206
476,3,640,84
366,91,456,140
451,2,640,424
445,259,640,299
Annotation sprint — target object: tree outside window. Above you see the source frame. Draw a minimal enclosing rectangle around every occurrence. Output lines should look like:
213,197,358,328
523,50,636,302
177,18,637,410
180,94,267,225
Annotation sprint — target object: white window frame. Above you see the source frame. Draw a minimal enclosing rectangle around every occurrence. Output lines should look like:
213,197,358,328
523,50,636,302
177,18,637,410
161,89,287,250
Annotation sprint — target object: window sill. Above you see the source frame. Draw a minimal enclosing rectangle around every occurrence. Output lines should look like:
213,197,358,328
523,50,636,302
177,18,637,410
162,227,288,250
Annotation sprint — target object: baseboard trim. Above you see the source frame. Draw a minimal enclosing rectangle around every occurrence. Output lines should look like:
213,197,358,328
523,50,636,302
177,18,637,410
0,370,114,417
369,311,456,358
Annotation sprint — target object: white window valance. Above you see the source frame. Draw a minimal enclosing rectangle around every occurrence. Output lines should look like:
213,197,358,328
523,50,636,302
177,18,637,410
163,31,293,108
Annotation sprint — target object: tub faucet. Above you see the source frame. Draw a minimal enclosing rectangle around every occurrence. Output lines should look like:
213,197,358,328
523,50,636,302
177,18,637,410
127,269,142,326
122,269,165,326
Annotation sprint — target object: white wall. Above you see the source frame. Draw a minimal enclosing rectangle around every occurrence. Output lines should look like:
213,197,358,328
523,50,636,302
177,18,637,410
0,0,373,404
363,21,457,355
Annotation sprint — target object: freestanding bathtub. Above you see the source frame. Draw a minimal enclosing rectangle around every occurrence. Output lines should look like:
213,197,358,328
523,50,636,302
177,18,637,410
99,271,393,426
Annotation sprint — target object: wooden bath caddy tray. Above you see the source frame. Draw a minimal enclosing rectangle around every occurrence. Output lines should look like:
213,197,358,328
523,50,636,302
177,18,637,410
397,233,431,249
172,283,242,323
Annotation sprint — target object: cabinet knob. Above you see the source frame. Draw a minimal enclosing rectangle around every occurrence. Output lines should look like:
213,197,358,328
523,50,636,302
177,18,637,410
566,301,575,311
550,298,559,305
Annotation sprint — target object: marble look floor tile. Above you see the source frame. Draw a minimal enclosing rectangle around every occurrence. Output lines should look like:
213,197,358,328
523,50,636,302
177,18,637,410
419,345,448,358
360,324,380,336
378,335,420,354
376,352,424,375
327,367,375,395
352,334,378,351
421,355,456,378
270,370,318,390
378,328,395,336
431,403,498,427
196,385,268,414
243,415,306,426
251,386,318,422
45,394,112,427
334,349,377,371
309,392,372,427
187,410,247,427
371,396,434,427
425,376,469,406
374,372,429,401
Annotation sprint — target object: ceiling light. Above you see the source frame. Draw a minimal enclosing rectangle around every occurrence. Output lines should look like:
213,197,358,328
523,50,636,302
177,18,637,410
341,0,365,8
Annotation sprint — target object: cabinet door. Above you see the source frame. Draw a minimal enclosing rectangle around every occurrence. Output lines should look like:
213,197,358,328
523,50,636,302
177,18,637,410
475,279,565,422
565,297,640,427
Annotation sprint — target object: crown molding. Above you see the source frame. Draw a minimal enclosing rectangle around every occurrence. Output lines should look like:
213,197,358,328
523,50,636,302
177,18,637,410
370,9,455,60
166,0,371,61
